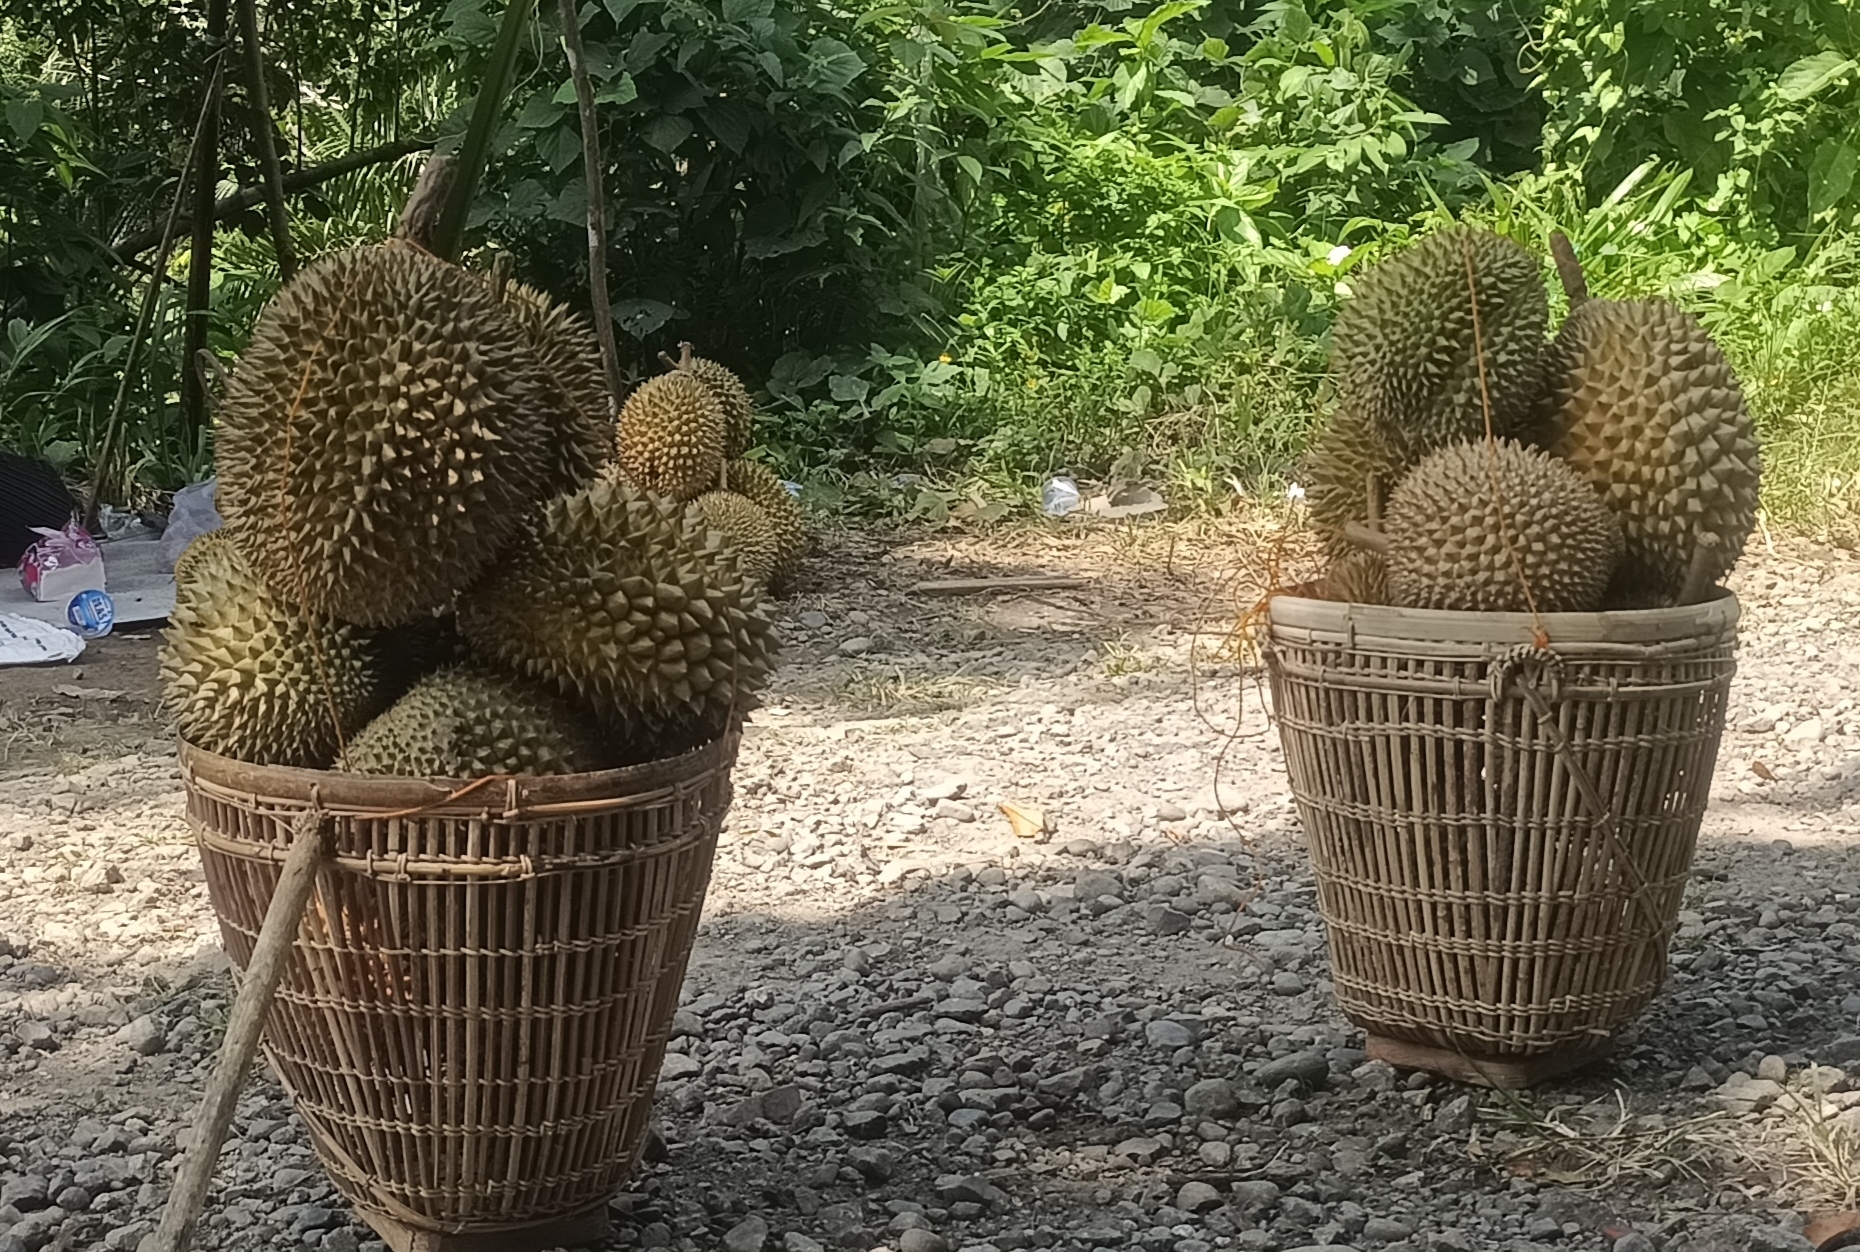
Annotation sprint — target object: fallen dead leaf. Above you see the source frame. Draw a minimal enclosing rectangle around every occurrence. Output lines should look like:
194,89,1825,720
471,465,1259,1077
1753,760,1777,781
998,802,1049,841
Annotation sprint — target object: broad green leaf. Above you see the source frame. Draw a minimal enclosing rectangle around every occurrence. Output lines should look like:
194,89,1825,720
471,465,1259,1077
518,90,567,128
641,114,694,152
552,79,578,104
722,0,773,21
1130,347,1163,375
1808,139,1858,216
596,73,638,105
604,0,641,20
803,38,866,94
1777,52,1856,102
828,373,871,402
956,154,984,184
6,99,44,142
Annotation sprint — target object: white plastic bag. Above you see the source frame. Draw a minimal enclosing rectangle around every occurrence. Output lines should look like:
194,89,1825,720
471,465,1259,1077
160,478,223,573
0,613,84,666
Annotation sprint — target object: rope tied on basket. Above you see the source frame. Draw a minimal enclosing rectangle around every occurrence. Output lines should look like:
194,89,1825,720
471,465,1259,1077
1488,644,1672,948
1488,643,1564,706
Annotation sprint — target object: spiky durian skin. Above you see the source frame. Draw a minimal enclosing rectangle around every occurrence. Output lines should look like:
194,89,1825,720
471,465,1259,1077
1302,404,1407,558
215,243,561,627
676,354,756,459
1329,226,1549,460
722,460,807,591
499,281,613,491
688,491,780,585
366,613,472,706
615,373,726,502
1543,298,1761,603
1323,550,1391,605
340,667,600,778
160,533,383,766
456,479,775,719
1384,438,1623,613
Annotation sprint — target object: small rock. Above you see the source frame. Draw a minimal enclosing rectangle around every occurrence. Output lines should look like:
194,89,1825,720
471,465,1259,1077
1611,1235,1657,1252
1176,1182,1223,1213
1228,1181,1280,1213
786,1235,826,1252
1146,906,1193,936
1758,1054,1788,1083
1433,1093,1476,1135
0,1175,50,1211
14,1021,58,1053
935,800,976,823
660,1053,701,1081
1270,972,1307,996
1155,802,1189,823
1145,1019,1196,1049
899,1232,949,1252
936,1175,1009,1210
760,1084,805,1124
1073,871,1122,901
1255,1050,1328,1088
114,1016,167,1056
1183,1078,1239,1119
1747,1229,1815,1252
1362,1217,1414,1244
323,1231,361,1252
839,637,874,656
1195,875,1249,907
844,1110,889,1140
1784,717,1825,743
726,1216,771,1252
846,1147,895,1184
927,954,970,981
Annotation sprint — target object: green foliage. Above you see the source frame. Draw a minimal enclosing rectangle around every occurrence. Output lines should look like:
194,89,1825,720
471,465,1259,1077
1539,0,1860,239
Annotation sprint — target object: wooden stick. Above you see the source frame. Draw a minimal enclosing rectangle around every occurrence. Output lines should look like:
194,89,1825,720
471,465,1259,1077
1550,231,1588,308
912,576,1088,596
192,349,230,415
147,810,327,1252
556,0,623,411
234,0,296,281
1342,521,1392,555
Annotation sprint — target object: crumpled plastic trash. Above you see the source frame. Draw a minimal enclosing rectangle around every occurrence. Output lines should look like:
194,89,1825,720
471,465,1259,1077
0,613,85,666
160,478,223,573
1041,476,1082,517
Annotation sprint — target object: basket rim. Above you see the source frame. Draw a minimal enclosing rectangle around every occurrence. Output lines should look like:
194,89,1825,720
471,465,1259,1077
179,725,740,811
1265,585,1739,646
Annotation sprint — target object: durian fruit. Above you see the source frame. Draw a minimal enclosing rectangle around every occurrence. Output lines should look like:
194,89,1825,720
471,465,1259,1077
160,533,383,766
1541,297,1761,604
687,491,780,585
1323,550,1391,605
663,342,755,460
1329,226,1549,460
215,243,562,627
615,373,726,502
498,280,614,491
1378,438,1623,613
457,478,775,719
598,703,731,769
341,667,600,777
722,459,807,591
1301,403,1406,558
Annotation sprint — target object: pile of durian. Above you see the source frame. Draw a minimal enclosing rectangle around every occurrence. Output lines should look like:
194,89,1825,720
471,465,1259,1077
160,241,804,777
1302,225,1762,613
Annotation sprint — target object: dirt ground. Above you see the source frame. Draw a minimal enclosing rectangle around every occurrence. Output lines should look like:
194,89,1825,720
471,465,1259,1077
1,516,1857,1252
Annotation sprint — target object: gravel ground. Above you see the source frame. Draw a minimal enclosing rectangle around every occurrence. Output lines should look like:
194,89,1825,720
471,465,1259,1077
0,518,1856,1252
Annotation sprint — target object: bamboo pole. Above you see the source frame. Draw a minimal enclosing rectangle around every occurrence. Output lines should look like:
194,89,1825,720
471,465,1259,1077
556,0,623,408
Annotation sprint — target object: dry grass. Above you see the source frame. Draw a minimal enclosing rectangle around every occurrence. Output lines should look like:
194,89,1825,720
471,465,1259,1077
836,667,1004,715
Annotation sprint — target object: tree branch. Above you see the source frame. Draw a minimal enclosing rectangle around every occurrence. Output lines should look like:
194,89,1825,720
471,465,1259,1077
557,0,622,408
110,134,434,259
236,0,296,280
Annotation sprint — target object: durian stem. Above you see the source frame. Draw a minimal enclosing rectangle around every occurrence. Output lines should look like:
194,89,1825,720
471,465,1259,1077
1550,231,1589,308
1678,532,1722,606
1343,520,1392,556
555,0,624,413
1365,471,1385,529
397,153,456,249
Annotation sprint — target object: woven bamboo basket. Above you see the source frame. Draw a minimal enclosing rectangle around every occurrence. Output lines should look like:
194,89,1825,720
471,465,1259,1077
180,730,739,1252
1263,593,1738,1088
